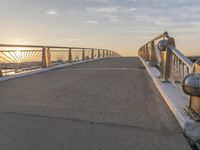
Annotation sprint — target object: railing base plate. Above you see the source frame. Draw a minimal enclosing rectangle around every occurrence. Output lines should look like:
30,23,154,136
158,77,170,83
184,107,200,122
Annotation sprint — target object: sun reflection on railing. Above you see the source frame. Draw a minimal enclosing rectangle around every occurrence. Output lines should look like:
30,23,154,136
0,44,120,76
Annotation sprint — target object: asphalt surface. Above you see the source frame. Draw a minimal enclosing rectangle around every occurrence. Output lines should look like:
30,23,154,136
0,57,191,150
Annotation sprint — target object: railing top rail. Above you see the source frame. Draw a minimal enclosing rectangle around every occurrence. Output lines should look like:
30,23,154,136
0,44,44,48
141,32,169,48
150,32,169,43
168,45,193,69
0,44,111,51
47,46,108,51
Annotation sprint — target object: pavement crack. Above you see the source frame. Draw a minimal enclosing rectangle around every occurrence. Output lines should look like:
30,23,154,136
0,110,182,135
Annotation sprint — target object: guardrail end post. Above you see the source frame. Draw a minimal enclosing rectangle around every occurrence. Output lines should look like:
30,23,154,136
68,48,72,63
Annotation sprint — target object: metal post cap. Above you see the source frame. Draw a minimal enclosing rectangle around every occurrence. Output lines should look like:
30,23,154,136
182,73,200,97
158,40,168,51
163,31,169,37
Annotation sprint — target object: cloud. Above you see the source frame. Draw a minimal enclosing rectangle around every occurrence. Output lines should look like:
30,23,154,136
110,18,119,22
86,6,120,13
46,9,58,15
87,20,99,24
129,8,137,11
122,7,137,13
89,0,113,3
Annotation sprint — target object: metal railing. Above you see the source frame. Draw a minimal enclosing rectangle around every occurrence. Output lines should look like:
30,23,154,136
138,32,193,84
138,32,200,119
0,44,120,76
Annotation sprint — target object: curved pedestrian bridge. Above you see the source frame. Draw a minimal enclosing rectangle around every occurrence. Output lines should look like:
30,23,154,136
0,57,191,150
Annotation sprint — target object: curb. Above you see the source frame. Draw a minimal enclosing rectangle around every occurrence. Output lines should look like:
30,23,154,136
0,58,107,82
139,56,200,148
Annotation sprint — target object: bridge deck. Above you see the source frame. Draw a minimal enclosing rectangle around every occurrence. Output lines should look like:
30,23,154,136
0,57,190,150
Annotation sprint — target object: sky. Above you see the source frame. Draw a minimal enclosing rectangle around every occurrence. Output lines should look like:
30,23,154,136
0,0,200,56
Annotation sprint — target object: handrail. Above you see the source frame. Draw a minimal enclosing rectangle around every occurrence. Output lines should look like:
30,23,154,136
138,32,200,118
0,44,109,51
0,44,120,77
168,46,193,70
141,31,169,48
147,31,169,44
138,32,194,83
0,44,44,48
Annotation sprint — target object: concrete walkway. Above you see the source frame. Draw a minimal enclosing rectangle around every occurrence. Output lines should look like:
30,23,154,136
0,57,191,150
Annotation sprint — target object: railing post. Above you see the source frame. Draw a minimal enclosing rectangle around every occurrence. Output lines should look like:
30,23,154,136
149,41,157,66
142,46,145,59
0,65,2,77
109,51,111,57
166,37,175,79
143,46,145,59
91,49,94,59
140,48,143,58
48,48,51,66
158,36,175,82
98,49,101,58
168,37,176,47
145,44,149,61
103,50,105,57
82,48,85,60
42,46,51,68
106,50,109,57
68,48,72,63
159,42,169,82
